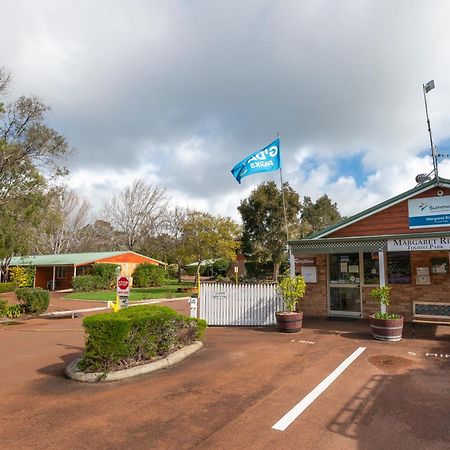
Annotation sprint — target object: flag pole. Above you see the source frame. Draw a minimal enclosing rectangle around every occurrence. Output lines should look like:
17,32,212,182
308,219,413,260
277,133,294,278
277,132,289,242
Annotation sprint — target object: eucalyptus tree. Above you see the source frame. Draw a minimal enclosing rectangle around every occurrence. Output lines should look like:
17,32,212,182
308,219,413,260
0,68,70,278
239,181,301,280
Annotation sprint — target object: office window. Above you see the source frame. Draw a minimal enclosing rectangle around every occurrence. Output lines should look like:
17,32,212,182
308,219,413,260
363,252,380,285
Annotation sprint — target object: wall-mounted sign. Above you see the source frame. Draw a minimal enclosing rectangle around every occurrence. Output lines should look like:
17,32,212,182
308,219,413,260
408,196,450,229
416,275,431,285
388,237,450,251
431,257,449,274
295,257,316,266
295,257,317,273
416,267,429,276
301,266,317,283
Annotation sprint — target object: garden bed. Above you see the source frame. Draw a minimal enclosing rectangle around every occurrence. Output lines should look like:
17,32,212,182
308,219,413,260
65,341,203,382
68,304,206,381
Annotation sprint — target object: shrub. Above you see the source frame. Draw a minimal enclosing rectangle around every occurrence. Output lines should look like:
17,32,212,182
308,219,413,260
184,264,198,276
167,264,179,279
0,282,16,293
5,304,22,318
15,288,50,314
91,263,118,289
244,261,273,279
72,275,102,292
184,263,209,276
278,275,307,312
0,300,7,315
132,264,166,287
9,266,35,287
78,305,207,372
213,258,230,276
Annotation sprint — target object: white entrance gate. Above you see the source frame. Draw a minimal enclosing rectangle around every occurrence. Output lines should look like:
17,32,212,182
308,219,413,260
199,283,283,326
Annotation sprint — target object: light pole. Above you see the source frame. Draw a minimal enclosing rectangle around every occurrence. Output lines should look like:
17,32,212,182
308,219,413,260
422,80,438,183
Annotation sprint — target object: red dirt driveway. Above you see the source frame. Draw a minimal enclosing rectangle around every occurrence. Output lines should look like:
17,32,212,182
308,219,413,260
0,295,449,450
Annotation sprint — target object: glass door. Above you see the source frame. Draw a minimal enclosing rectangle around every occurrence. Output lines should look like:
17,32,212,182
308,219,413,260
328,253,362,317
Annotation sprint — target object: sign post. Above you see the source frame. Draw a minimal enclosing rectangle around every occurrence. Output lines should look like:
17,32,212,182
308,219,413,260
117,275,131,308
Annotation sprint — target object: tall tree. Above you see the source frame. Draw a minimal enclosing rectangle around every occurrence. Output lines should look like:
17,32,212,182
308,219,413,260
74,220,126,252
300,194,342,236
178,211,240,282
137,207,186,263
0,69,69,278
103,179,168,250
34,187,91,254
239,181,301,280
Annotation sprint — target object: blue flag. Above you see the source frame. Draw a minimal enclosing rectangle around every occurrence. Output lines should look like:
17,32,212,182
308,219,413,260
231,138,281,184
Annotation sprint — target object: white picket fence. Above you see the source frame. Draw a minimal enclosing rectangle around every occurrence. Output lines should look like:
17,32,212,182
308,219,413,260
199,283,283,326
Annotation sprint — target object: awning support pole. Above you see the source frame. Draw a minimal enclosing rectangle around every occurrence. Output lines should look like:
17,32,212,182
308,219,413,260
378,251,386,314
289,246,295,278
52,266,56,291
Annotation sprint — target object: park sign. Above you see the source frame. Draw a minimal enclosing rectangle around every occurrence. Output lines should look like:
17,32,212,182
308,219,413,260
408,195,450,229
117,275,131,307
387,236,450,252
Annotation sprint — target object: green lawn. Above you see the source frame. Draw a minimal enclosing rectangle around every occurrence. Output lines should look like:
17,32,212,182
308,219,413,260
65,281,195,302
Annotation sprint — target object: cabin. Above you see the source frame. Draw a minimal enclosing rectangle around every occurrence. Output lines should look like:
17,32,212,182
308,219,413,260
10,251,166,290
288,177,450,321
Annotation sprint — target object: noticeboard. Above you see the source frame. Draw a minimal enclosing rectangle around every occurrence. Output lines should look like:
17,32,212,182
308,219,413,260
388,252,411,284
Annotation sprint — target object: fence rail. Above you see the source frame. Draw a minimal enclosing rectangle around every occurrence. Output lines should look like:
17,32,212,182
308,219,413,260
199,283,283,326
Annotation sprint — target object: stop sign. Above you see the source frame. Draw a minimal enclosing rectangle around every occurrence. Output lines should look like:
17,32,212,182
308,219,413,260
117,276,129,290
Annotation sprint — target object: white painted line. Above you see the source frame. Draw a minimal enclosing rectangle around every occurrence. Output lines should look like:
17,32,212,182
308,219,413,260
272,346,366,431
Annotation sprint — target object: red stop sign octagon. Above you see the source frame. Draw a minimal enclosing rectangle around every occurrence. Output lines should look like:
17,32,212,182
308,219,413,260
117,277,129,290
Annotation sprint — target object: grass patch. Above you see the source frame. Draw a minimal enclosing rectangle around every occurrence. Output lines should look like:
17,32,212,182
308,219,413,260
65,281,195,302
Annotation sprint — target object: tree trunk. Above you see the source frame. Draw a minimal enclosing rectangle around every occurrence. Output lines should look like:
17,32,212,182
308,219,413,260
194,261,201,285
273,262,280,281
177,262,182,283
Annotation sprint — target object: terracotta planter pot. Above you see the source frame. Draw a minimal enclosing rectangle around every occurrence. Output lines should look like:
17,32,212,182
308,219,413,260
275,311,303,333
370,315,404,341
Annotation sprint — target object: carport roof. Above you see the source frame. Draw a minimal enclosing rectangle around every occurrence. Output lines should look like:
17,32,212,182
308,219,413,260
10,251,128,267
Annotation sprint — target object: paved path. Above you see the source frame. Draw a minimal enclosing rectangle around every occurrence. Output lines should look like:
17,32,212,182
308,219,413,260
0,295,449,449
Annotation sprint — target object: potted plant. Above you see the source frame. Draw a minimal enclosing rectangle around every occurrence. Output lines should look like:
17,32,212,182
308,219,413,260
369,286,404,341
276,275,307,333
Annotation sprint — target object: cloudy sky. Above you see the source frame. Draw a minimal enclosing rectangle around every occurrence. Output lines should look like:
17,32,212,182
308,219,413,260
2,0,450,221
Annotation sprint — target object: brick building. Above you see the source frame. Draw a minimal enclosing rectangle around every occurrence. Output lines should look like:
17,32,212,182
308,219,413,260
288,177,450,321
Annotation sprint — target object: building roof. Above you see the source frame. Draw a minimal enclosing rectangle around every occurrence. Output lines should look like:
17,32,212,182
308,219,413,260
301,176,450,240
10,251,166,267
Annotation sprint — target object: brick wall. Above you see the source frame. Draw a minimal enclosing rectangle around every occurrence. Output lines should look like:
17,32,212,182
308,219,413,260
294,251,450,321
295,254,328,317
362,250,450,321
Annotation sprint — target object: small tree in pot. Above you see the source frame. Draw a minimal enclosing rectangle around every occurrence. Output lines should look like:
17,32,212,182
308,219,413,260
369,286,404,341
276,275,307,332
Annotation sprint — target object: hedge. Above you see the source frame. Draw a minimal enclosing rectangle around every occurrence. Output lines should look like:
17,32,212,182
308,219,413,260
91,263,118,289
0,300,7,315
15,288,49,314
72,264,118,292
73,275,103,292
132,264,166,287
78,305,207,372
0,282,16,293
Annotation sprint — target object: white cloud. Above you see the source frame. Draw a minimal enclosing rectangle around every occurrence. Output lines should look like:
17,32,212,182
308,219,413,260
2,0,450,222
